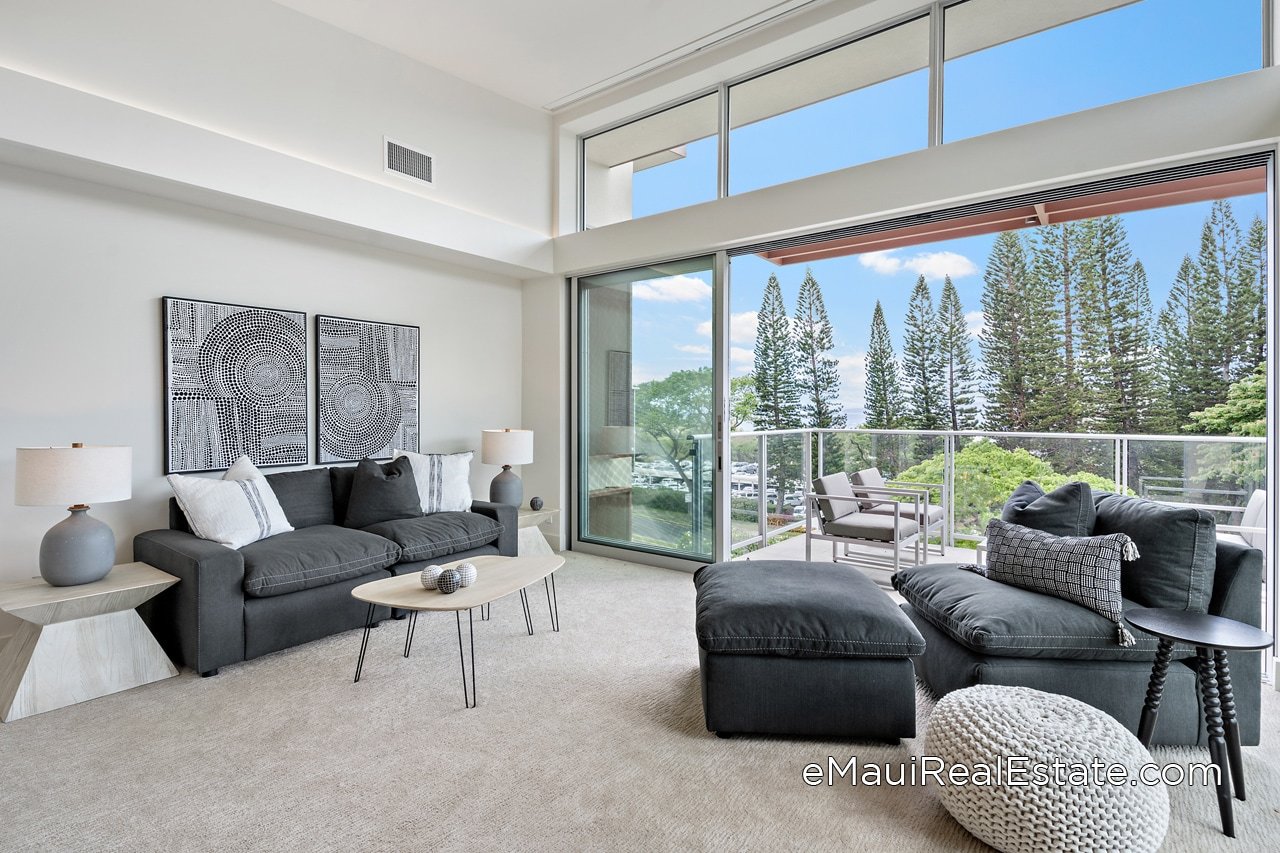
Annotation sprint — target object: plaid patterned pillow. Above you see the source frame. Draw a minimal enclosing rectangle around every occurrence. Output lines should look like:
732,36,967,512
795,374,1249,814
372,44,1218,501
984,518,1141,646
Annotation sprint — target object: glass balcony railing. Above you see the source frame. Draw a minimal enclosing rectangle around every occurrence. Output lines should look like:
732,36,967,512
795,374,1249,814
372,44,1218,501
729,428,1267,556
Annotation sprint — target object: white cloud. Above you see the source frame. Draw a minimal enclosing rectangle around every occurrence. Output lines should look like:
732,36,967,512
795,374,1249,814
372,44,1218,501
836,352,869,427
696,310,759,344
731,347,754,366
633,274,712,302
674,343,711,356
858,249,979,280
965,310,985,339
859,250,904,275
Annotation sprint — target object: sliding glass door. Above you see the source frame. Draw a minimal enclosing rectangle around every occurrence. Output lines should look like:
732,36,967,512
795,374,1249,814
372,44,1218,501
577,257,716,561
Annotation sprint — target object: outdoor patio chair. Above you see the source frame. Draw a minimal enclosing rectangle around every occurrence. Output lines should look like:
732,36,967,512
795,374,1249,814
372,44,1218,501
849,467,948,559
804,472,933,576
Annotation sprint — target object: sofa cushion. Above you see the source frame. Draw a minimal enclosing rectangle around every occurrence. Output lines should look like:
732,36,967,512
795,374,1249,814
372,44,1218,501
330,465,357,525
1093,492,1217,613
985,518,1136,645
344,457,422,529
241,525,400,598
1002,480,1095,536
893,563,1190,662
864,502,944,524
693,560,925,658
851,467,889,511
812,473,857,523
264,468,334,528
824,512,919,542
362,512,503,563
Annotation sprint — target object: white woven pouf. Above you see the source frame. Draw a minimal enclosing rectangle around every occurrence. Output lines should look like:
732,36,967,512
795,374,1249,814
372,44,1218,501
925,685,1169,853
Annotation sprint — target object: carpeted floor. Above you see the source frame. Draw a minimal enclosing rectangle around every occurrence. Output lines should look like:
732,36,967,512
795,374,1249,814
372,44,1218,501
1,552,1277,852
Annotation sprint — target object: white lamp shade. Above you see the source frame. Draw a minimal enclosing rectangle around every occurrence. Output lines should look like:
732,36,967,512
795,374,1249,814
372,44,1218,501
15,445,133,506
481,429,533,466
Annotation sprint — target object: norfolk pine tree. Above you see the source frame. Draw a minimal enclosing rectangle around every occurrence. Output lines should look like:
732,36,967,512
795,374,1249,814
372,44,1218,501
980,231,1062,431
1031,222,1085,430
902,275,945,431
752,274,802,431
793,268,846,475
863,300,904,474
1156,255,1225,428
863,301,903,429
939,275,980,430
1076,216,1154,434
753,274,802,496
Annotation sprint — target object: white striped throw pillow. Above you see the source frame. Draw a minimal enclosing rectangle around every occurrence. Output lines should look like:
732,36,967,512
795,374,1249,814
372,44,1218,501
394,449,474,514
167,456,294,549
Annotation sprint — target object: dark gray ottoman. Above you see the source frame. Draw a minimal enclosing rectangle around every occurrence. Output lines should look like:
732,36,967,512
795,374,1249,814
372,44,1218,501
694,560,925,740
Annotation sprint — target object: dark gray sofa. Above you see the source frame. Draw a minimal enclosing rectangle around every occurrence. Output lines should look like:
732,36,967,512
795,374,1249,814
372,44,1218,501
135,465,516,676
894,492,1264,746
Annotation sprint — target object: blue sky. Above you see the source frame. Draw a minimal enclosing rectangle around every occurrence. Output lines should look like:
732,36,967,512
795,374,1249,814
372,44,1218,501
619,0,1265,425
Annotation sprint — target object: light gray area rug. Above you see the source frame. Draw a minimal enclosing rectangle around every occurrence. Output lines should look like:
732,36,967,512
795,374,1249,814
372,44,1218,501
1,552,1277,852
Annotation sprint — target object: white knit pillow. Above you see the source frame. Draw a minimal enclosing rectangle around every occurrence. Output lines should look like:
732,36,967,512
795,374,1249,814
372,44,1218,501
167,456,294,549
394,449,473,513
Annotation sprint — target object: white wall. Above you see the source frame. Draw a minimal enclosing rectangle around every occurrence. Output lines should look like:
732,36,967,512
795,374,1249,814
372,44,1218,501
0,162,524,636
0,0,553,236
520,276,569,549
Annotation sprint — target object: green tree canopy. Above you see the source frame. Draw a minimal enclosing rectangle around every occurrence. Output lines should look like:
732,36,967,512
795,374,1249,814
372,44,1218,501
1186,363,1266,437
634,367,712,489
896,440,1120,534
729,374,758,431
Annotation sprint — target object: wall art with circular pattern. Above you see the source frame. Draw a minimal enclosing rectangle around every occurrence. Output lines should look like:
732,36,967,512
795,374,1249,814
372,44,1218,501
163,297,309,473
316,315,420,463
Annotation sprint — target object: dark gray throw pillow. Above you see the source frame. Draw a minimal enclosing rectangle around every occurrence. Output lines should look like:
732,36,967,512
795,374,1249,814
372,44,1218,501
343,457,422,529
985,518,1139,646
1093,492,1217,613
1001,480,1095,536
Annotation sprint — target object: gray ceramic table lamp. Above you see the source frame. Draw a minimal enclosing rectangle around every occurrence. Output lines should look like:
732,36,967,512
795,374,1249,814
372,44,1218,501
481,428,533,507
15,443,132,586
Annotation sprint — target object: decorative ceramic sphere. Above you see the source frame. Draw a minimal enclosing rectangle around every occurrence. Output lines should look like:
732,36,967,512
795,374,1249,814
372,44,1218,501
436,568,462,595
420,565,444,590
530,497,544,511
456,562,477,587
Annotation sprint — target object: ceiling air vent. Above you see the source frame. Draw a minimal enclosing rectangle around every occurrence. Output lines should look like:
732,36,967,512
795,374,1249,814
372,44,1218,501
384,138,434,186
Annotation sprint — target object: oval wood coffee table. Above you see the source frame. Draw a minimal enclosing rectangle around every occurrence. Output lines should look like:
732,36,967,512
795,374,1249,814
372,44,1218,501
351,554,564,708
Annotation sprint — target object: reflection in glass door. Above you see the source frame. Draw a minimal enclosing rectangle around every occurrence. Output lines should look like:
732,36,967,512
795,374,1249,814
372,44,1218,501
578,257,716,561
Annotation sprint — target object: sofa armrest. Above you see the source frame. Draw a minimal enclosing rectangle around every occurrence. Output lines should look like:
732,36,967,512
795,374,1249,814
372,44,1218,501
1209,539,1264,627
134,529,247,675
470,500,518,556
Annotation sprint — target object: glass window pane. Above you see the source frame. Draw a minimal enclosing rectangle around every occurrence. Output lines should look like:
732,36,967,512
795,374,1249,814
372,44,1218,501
579,258,715,559
583,95,718,229
944,0,1263,143
728,15,929,196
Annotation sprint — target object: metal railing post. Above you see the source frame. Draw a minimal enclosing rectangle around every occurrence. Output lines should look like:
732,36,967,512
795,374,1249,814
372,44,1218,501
1113,438,1123,494
944,433,955,548
815,430,825,479
1120,437,1130,495
757,434,768,547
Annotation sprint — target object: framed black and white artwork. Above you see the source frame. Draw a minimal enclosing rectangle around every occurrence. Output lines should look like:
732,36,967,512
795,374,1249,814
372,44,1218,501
163,297,309,474
316,315,420,463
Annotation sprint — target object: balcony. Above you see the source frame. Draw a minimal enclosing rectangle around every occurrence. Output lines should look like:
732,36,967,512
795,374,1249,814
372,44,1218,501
730,427,1266,560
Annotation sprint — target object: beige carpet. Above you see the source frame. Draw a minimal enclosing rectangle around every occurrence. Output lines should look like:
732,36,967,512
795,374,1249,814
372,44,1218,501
1,553,1277,852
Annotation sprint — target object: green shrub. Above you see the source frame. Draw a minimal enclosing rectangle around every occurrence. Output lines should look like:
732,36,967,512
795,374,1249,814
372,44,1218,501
896,440,1121,534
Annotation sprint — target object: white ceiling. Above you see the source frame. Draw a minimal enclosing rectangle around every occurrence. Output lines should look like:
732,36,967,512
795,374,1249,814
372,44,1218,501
270,0,826,111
